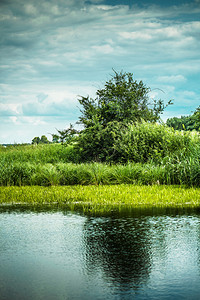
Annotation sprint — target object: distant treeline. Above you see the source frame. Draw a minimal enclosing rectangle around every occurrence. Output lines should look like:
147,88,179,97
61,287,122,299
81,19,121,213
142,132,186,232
166,111,200,131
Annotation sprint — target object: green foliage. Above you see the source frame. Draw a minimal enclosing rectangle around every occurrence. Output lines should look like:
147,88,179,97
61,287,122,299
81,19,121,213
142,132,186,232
166,106,200,131
55,163,92,185
40,135,49,144
31,164,60,186
78,70,172,127
160,144,200,186
51,134,60,143
76,121,200,163
76,70,172,161
76,121,125,162
114,121,199,163
56,124,79,144
32,135,49,144
0,144,80,164
1,185,200,213
0,158,200,187
32,137,40,144
194,105,200,129
0,162,35,186
1,122,200,187
166,115,198,131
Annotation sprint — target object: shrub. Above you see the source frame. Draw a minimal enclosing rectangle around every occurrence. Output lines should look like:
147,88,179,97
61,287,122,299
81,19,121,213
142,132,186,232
114,121,200,163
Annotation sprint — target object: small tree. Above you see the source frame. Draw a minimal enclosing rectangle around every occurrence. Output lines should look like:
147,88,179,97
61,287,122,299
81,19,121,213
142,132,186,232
51,134,60,143
32,137,40,144
32,135,49,145
40,135,49,144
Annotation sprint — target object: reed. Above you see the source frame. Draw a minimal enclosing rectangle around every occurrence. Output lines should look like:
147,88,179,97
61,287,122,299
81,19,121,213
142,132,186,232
0,160,200,187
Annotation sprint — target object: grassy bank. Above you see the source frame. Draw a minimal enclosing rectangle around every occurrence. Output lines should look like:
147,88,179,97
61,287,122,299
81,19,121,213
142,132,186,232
0,185,200,213
1,126,200,187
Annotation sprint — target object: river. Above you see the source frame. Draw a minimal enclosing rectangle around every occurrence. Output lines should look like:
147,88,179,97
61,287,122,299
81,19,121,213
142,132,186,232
1,206,200,299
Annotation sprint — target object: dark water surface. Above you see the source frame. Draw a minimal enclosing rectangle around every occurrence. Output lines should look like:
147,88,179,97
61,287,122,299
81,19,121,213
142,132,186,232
1,206,200,300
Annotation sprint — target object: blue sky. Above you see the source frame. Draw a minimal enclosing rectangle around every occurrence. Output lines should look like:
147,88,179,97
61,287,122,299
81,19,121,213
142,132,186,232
0,0,200,143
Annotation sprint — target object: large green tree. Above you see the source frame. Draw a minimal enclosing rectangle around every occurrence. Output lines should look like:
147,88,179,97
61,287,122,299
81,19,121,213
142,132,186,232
76,70,172,162
78,70,172,128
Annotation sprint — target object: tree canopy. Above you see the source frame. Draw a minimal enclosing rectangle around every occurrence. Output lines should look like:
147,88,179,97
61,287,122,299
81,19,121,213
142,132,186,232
78,70,172,128
75,70,173,162
52,70,200,163
32,135,49,144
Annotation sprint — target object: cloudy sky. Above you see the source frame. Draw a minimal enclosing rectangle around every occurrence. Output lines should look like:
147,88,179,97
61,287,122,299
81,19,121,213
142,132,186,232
0,0,200,143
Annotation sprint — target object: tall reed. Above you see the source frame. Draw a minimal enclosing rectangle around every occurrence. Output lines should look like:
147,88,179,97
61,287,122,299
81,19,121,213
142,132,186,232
0,161,199,187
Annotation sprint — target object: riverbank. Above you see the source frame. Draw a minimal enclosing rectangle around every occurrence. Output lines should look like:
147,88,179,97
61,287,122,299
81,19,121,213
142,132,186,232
1,185,200,213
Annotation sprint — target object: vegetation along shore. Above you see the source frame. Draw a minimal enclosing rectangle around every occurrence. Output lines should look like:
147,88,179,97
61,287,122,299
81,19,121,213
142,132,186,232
1,71,200,211
1,185,200,214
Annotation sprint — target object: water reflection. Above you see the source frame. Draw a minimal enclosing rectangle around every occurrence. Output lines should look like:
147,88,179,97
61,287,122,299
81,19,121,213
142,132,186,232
83,216,152,289
83,212,200,298
1,206,200,299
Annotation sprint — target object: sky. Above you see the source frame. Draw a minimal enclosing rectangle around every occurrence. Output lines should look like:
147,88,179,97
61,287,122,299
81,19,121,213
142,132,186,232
0,0,200,144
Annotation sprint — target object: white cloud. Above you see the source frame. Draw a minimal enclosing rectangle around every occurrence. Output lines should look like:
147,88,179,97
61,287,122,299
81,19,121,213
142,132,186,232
96,5,120,11
157,75,187,83
119,31,152,40
92,44,114,54
23,117,46,125
0,103,21,116
9,116,18,124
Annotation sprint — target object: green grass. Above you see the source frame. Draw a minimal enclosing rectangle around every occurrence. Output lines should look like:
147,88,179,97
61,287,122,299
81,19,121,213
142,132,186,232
1,142,199,214
1,126,199,214
0,160,199,187
0,143,79,164
0,185,200,214
0,127,200,188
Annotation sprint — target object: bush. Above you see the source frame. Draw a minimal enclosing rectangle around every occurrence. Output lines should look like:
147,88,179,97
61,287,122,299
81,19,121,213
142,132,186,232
114,121,200,163
76,121,125,162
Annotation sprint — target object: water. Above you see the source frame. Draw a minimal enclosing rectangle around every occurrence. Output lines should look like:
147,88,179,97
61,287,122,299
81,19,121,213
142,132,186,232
1,206,200,299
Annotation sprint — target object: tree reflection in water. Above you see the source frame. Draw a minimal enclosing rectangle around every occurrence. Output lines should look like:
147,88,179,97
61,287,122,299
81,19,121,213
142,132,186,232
83,216,152,290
